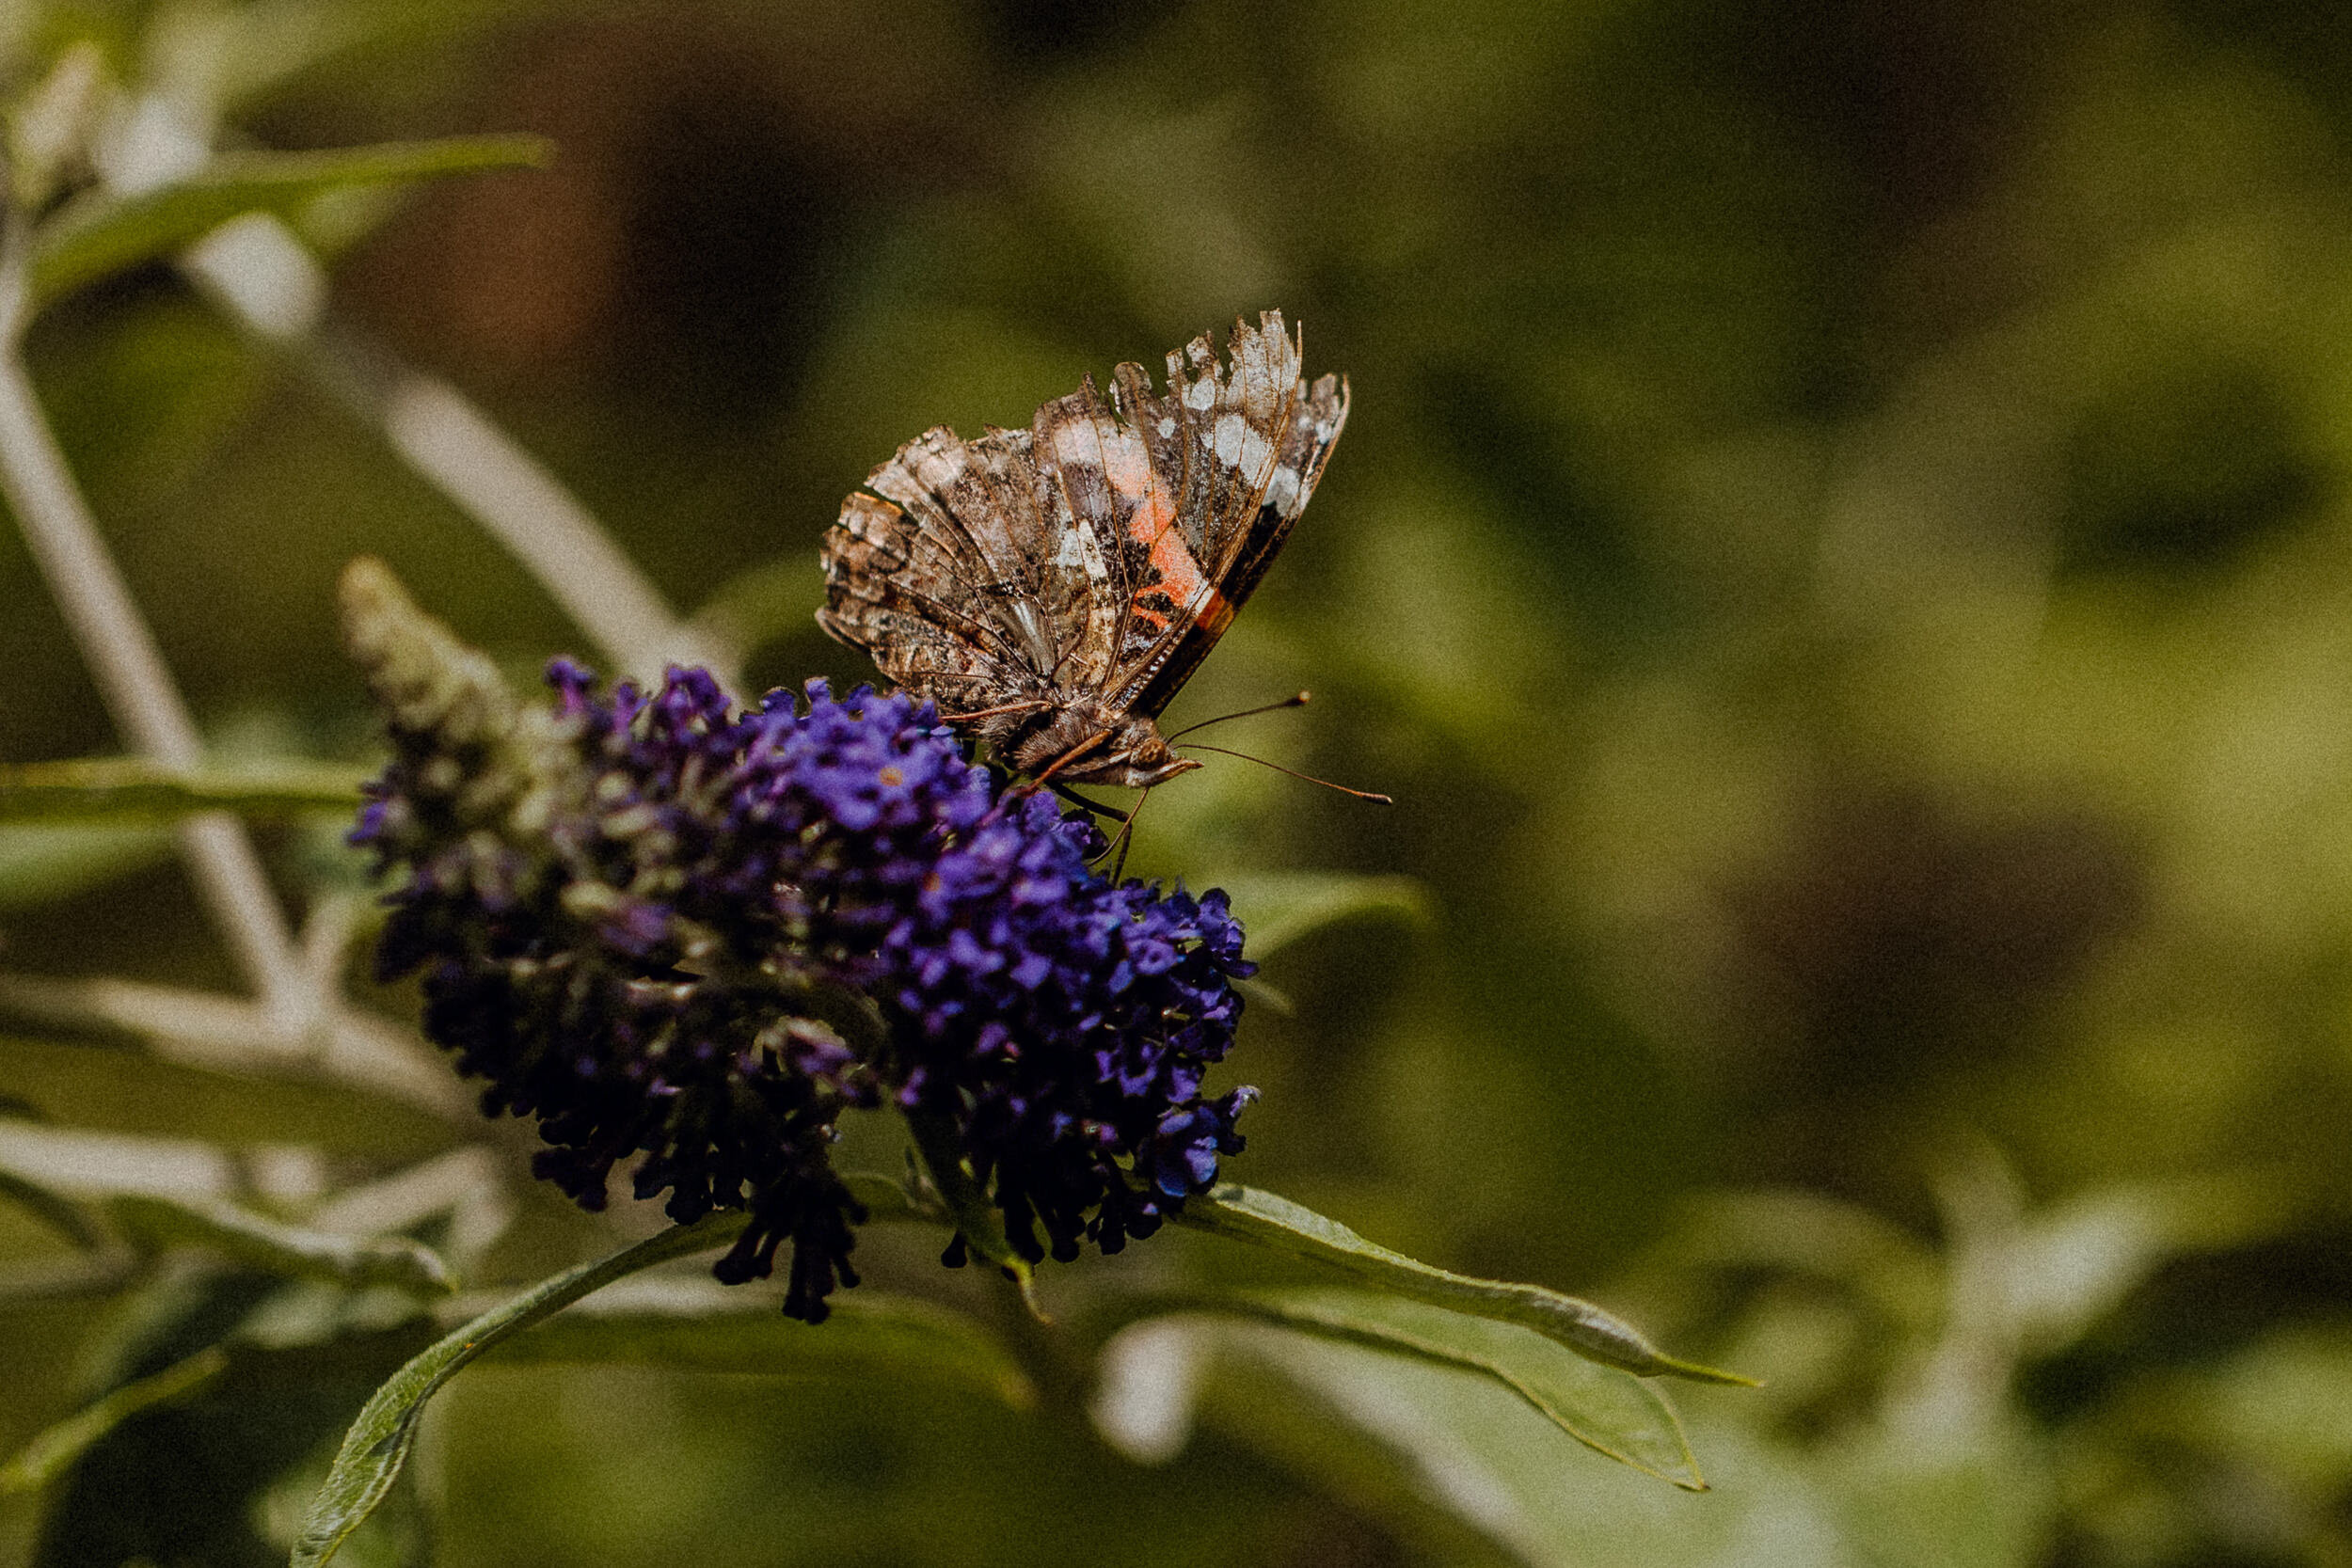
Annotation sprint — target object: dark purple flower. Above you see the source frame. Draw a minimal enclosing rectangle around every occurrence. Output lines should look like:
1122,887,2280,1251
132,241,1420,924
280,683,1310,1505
342,561,1255,1321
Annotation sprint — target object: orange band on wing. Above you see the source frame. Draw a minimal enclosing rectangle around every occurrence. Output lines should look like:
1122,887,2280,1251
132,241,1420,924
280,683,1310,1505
1104,425,1237,647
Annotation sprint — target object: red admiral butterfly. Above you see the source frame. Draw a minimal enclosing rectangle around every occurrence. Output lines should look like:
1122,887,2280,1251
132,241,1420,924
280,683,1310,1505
818,310,1348,789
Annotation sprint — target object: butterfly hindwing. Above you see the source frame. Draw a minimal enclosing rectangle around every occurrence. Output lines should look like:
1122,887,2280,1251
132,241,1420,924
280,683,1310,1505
817,490,1024,712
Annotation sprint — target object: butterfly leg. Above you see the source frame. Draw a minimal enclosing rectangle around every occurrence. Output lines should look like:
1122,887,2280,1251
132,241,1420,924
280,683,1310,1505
1047,782,1118,819
946,699,1050,724
1105,788,1153,882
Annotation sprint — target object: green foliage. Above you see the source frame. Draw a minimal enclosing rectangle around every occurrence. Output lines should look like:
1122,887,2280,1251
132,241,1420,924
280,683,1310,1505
903,1109,1036,1297
1205,871,1430,958
0,1347,230,1496
478,1280,1038,1409
8,0,2352,1563
0,826,173,910
24,135,552,314
0,757,361,824
1160,1287,1704,1486
103,1196,451,1297
1178,1184,1748,1384
289,1215,748,1568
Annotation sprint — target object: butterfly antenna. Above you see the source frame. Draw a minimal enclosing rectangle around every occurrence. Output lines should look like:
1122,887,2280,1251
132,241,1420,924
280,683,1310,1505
1174,742,1393,803
1167,691,1311,741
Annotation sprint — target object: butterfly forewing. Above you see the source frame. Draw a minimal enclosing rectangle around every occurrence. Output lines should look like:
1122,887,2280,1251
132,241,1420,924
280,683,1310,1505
1113,327,1348,720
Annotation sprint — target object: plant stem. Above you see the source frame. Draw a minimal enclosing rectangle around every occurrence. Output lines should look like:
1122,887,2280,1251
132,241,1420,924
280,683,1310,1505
0,240,310,1028
904,1107,1042,1317
183,213,735,687
97,95,728,687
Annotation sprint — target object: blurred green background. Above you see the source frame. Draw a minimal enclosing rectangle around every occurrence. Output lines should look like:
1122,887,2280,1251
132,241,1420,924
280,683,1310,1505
12,0,2352,1563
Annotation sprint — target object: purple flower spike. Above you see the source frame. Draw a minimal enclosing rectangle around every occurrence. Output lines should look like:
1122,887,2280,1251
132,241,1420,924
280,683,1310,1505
344,563,1255,1323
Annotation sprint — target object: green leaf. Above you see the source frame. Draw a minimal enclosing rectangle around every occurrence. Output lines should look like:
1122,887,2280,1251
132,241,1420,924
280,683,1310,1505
0,825,175,910
1176,1184,1754,1386
107,1194,453,1297
290,1212,748,1568
0,756,364,824
0,1345,229,1494
1199,1287,1703,1488
480,1277,1035,1408
26,134,552,310
0,1249,140,1306
16,1275,439,1565
0,979,467,1118
839,1169,938,1225
0,1166,104,1249
0,1121,449,1291
1210,872,1430,958
1213,1334,1831,1567
7,40,104,213
0,1117,236,1201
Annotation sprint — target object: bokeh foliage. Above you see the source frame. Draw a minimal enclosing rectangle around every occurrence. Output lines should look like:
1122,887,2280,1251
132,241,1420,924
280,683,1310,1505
9,0,2352,1563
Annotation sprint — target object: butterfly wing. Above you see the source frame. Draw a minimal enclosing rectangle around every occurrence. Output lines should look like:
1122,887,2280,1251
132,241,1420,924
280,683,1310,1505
819,419,1121,734
1101,310,1351,720
820,312,1347,737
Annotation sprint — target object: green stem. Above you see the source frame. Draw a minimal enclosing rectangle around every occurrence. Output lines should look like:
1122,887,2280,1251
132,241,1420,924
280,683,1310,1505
0,218,310,1028
903,1108,1035,1294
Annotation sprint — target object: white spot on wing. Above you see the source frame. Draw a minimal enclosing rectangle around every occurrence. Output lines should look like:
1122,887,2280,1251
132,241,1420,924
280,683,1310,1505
1050,529,1088,567
913,440,965,484
1184,378,1216,411
1238,427,1272,477
1263,465,1301,516
1213,413,1246,465
1053,423,1100,466
1157,416,1176,438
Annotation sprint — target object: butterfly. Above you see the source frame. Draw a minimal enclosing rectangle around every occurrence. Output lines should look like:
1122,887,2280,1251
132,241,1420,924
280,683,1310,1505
818,310,1348,790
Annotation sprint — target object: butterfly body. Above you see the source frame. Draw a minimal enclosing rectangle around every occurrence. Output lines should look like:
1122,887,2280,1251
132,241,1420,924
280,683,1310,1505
818,311,1348,789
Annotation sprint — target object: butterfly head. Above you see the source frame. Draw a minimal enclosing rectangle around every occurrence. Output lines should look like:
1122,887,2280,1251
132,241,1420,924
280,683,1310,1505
1009,703,1201,789
1077,714,1201,789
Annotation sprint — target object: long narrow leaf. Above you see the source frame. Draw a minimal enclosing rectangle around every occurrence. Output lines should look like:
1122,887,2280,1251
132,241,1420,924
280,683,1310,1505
108,1194,452,1296
0,1118,236,1200
0,1346,229,1494
0,757,363,824
0,826,175,910
0,1167,104,1249
1176,1184,1753,1386
1199,1288,1703,1488
290,1212,747,1568
0,1122,451,1291
0,1249,141,1306
0,976,467,1116
28,134,551,309
905,1109,1037,1306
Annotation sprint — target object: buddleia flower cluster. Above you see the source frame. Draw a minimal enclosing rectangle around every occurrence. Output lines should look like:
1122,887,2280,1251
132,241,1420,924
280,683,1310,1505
341,561,1255,1320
